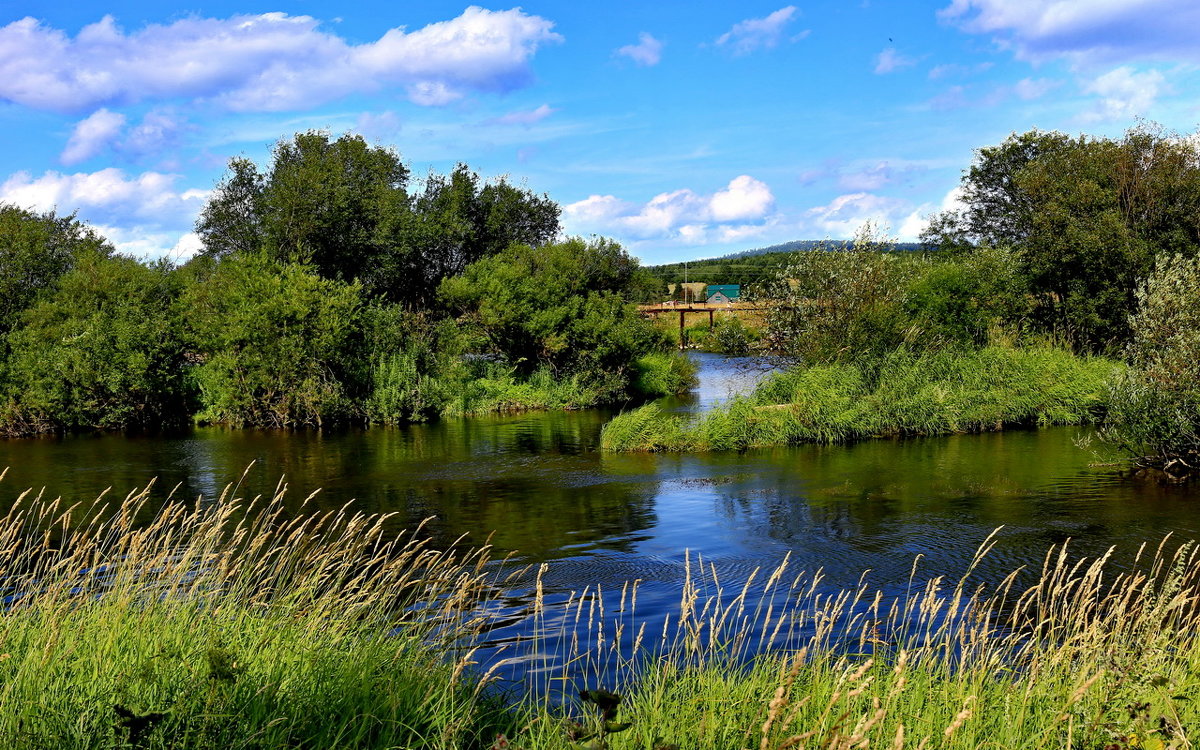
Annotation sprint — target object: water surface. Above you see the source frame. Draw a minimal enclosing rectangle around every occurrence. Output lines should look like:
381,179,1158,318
1,353,1197,671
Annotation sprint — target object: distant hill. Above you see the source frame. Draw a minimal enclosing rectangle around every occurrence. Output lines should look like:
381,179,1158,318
644,239,926,288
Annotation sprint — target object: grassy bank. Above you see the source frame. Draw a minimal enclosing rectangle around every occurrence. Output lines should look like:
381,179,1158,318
0,481,514,749
514,534,1200,750
5,480,1199,749
602,346,1120,452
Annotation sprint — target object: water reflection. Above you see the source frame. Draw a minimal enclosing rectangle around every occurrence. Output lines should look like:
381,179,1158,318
1,353,1198,606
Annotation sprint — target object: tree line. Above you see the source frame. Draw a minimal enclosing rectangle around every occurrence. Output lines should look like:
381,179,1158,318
0,133,690,436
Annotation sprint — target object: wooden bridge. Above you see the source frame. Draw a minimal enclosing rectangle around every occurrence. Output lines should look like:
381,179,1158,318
637,302,768,349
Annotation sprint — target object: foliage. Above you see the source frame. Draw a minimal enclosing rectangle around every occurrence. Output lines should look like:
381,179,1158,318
439,238,672,400
1102,253,1200,477
602,346,1118,452
0,204,112,335
923,125,1200,351
363,306,462,424
707,315,757,355
761,226,920,363
400,164,561,301
197,133,560,306
903,245,1032,348
0,253,189,435
197,134,410,285
180,255,364,428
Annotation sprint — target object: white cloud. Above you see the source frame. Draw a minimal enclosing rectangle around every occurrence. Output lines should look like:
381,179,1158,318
487,103,556,126
355,111,402,141
0,8,562,113
0,168,207,229
893,186,968,241
805,192,909,237
1013,76,1059,100
564,175,775,244
1081,66,1165,121
874,47,915,74
616,32,663,66
938,0,1200,67
928,61,993,79
715,6,801,55
61,108,186,165
89,225,203,260
60,108,126,165
709,175,774,221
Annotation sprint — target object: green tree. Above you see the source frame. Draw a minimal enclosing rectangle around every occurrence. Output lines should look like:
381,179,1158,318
438,238,666,397
180,255,364,428
923,126,1200,351
0,253,188,435
0,205,112,335
197,133,410,288
196,134,561,306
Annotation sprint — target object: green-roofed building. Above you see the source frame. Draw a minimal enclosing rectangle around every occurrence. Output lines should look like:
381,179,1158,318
705,284,740,303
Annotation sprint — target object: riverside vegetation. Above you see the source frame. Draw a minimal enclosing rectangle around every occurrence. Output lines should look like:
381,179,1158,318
5,479,1200,749
0,133,692,436
607,125,1200,478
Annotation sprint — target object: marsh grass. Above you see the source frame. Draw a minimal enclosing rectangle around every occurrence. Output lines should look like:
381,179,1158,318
515,534,1200,750
601,347,1120,451
4,472,1200,750
0,474,520,749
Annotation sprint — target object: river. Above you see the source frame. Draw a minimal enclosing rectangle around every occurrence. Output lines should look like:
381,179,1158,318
1,352,1197,681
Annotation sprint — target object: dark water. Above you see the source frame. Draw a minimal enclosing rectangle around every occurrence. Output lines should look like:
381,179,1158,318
2,352,1198,667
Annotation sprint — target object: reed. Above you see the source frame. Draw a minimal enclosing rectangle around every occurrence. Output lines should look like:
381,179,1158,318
515,533,1200,750
0,474,517,749
3,474,1199,749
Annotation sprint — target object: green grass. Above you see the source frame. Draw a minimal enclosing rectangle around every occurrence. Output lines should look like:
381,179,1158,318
511,535,1200,750
602,346,1122,451
5,473,1200,749
0,481,514,749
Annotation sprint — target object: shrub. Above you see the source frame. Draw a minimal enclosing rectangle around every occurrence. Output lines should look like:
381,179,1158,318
761,225,919,363
0,253,190,435
1101,253,1200,476
180,255,364,428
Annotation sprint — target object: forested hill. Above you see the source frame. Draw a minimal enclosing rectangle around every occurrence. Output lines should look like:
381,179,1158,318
645,239,925,286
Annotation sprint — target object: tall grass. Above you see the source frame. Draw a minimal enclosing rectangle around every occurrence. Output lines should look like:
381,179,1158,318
515,534,1200,750
0,475,517,749
6,474,1200,749
602,346,1121,451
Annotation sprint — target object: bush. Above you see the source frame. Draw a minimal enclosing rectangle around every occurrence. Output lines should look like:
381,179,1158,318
1101,254,1200,476
761,226,919,363
0,253,190,435
180,255,364,428
708,315,757,355
439,238,670,401
903,246,1031,348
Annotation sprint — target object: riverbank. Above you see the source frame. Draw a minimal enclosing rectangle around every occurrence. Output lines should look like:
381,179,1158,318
601,346,1120,452
3,485,1198,749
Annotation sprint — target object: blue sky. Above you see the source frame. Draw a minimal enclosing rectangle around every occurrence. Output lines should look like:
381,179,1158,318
0,1,1196,265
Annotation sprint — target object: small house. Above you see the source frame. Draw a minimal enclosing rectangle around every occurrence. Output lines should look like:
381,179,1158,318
705,284,740,304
